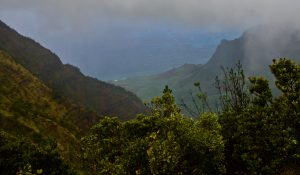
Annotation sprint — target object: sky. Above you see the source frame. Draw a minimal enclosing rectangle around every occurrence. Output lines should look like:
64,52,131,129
0,0,299,80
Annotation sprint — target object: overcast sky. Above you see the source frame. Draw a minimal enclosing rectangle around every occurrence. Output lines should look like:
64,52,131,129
2,0,299,30
0,0,299,80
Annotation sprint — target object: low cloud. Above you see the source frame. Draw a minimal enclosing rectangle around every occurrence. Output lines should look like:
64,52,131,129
1,0,300,31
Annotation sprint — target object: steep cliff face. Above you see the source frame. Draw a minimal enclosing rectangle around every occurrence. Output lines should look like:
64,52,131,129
116,25,300,106
204,25,300,75
0,20,146,121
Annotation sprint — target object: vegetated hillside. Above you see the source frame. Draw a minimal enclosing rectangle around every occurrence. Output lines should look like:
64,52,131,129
114,64,202,101
0,50,99,164
115,25,300,106
0,20,146,121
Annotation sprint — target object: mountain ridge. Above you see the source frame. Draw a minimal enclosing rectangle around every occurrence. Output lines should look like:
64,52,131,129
0,50,85,163
0,20,146,121
115,25,300,106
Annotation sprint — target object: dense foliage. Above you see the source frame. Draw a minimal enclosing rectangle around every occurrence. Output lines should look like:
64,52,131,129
82,86,225,174
219,59,300,174
82,58,300,174
0,131,75,175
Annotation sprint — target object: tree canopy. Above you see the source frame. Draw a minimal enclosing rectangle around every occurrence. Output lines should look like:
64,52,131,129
82,58,300,174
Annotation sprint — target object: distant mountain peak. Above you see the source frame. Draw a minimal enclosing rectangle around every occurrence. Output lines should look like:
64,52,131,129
115,25,300,106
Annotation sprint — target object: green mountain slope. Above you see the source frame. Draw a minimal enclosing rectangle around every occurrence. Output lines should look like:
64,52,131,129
114,64,202,101
0,20,146,121
0,50,98,163
115,25,300,106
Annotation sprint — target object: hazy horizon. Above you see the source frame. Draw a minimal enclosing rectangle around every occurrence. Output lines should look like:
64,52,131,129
1,0,299,80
